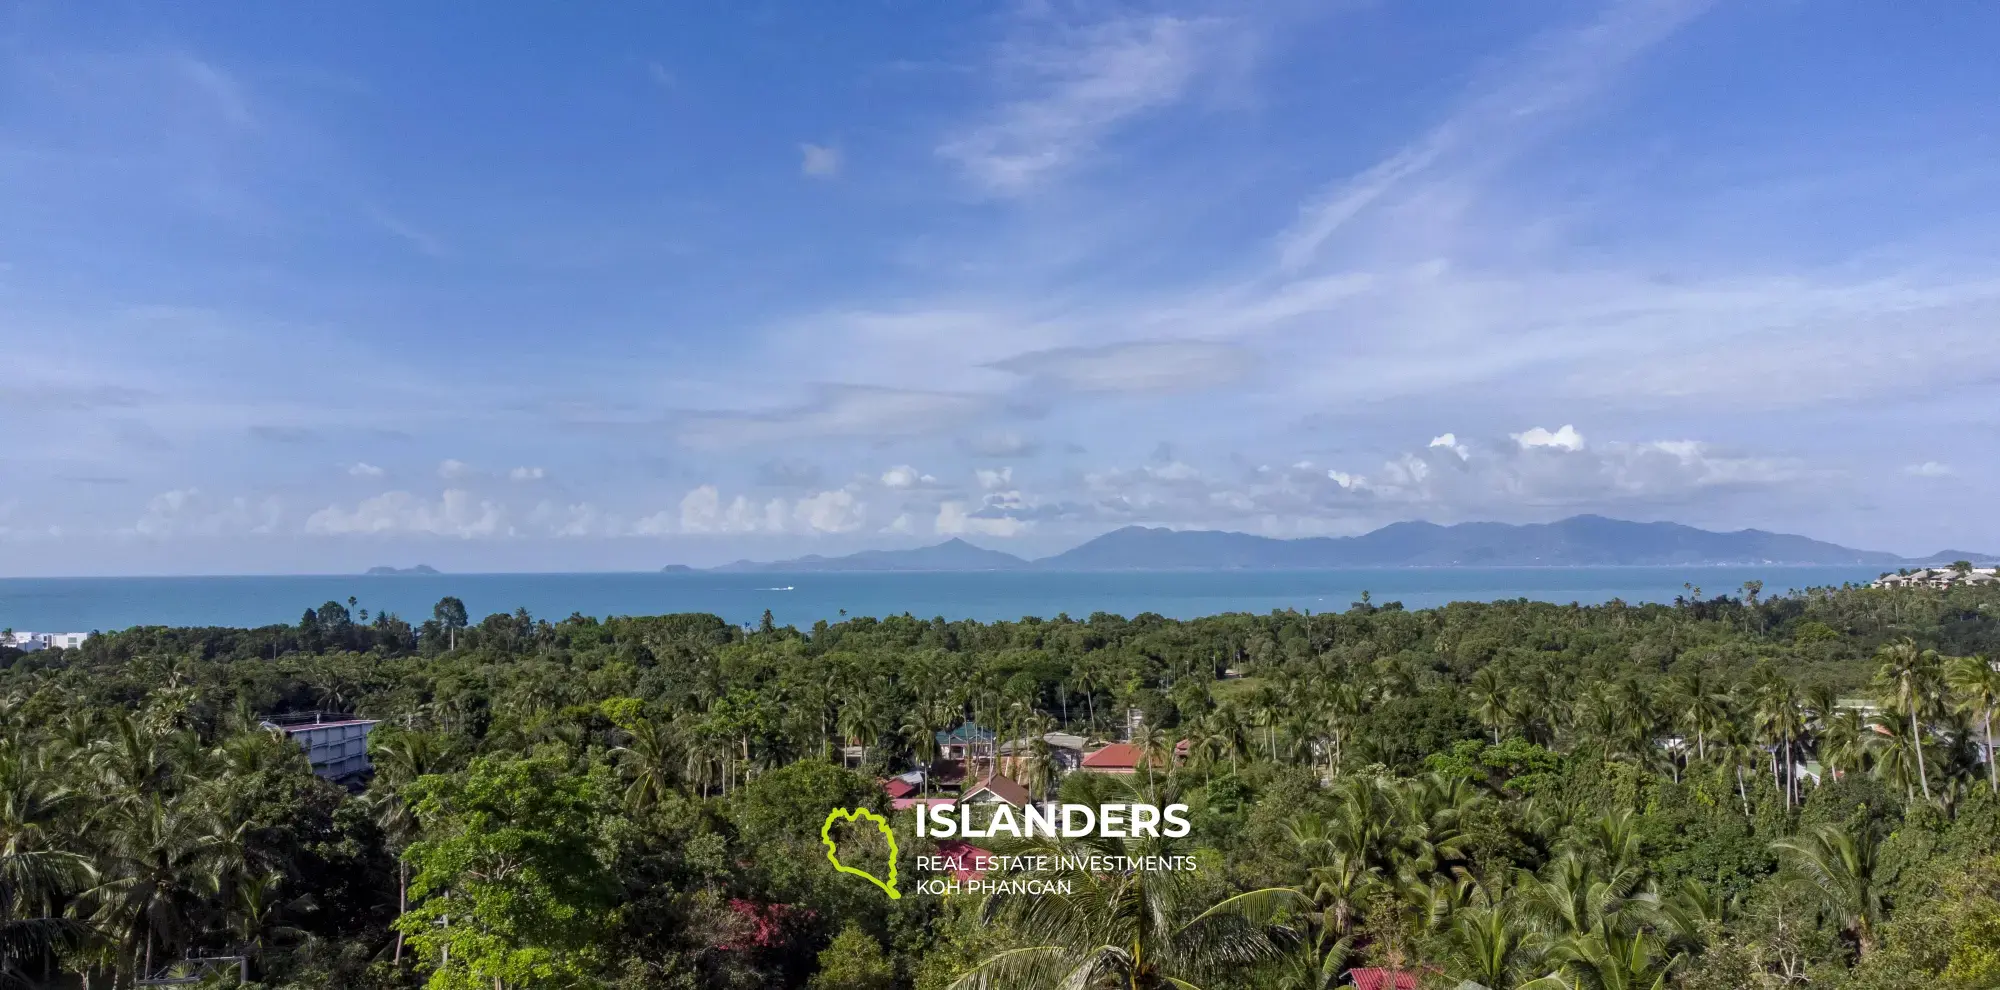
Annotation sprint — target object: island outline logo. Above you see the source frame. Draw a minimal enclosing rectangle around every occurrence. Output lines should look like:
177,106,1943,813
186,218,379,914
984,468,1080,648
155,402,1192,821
821,807,901,899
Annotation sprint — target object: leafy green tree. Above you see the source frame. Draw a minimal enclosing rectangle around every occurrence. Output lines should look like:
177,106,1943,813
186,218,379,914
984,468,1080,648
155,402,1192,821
434,597,470,651
811,923,893,990
396,756,619,990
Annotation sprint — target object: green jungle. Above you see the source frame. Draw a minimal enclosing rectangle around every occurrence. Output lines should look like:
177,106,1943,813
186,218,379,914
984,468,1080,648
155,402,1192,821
3,578,1999,990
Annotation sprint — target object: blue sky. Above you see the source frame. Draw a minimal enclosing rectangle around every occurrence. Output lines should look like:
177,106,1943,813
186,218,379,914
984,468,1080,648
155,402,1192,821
4,0,1999,575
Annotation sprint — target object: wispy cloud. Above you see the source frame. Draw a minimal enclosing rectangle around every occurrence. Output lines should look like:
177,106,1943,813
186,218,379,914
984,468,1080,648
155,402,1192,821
940,12,1228,194
799,143,842,178
1276,0,1712,270
367,206,450,258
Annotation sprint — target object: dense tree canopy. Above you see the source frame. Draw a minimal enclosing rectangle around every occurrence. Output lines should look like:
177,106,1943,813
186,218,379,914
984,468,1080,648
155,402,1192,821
2,579,1999,988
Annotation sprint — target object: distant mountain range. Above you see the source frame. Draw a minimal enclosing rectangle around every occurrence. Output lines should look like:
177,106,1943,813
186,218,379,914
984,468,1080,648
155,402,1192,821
674,516,1996,572
365,564,440,576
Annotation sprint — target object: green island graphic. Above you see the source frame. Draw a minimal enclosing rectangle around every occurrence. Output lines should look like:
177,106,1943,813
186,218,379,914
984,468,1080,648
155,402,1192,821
821,807,901,899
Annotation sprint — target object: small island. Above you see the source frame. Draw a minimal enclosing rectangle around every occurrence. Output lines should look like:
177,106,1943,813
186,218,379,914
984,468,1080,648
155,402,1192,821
659,564,695,573
364,564,440,576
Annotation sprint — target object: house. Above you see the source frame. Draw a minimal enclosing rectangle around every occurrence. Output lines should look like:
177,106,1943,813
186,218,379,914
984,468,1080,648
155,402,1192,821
1873,566,2000,589
1343,968,1419,990
1082,743,1148,774
884,777,920,800
261,713,379,780
933,839,993,881
997,732,1087,777
928,758,968,789
892,796,956,812
960,774,1032,807
2,630,91,652
935,722,996,761
841,744,869,769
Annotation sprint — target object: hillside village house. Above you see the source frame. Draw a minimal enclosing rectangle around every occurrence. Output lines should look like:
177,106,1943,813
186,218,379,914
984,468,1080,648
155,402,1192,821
1873,565,2000,589
997,731,1087,777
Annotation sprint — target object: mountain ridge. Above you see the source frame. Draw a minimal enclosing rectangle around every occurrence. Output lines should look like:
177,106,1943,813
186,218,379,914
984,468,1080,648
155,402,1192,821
668,516,1995,572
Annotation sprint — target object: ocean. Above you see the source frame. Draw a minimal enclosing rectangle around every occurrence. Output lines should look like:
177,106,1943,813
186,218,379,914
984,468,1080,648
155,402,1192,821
0,566,1884,633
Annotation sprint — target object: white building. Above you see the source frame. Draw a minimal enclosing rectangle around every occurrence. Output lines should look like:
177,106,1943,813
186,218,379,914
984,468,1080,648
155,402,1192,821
2,631,92,652
261,714,380,780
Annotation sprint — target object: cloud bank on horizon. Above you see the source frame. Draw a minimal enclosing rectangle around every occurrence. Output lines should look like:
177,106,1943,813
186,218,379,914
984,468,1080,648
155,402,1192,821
2,2,1997,574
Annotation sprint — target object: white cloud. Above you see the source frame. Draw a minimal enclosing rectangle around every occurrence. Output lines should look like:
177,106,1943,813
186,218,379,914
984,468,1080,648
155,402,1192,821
940,13,1224,193
881,465,938,489
1428,433,1469,460
975,466,1013,490
882,512,917,535
304,490,507,538
132,488,282,537
794,489,865,533
1904,461,1954,478
1512,425,1585,451
437,459,473,479
799,143,842,178
528,500,609,537
509,466,546,482
935,500,1030,538
674,485,784,535
348,462,385,478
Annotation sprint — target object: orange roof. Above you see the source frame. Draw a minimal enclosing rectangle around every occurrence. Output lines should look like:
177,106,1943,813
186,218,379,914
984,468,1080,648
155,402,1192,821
1083,743,1145,769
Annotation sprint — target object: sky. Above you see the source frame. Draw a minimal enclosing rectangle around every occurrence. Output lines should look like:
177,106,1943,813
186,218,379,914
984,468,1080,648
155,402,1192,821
3,0,1999,576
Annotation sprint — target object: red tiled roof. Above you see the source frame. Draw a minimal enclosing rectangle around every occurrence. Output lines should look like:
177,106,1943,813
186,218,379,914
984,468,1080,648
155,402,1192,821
1345,968,1418,990
934,840,993,881
883,778,918,799
962,774,1031,806
892,797,955,812
1082,743,1145,769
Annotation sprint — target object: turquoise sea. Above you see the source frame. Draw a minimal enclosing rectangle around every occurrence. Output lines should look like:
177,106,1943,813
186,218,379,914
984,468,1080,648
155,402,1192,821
0,567,1884,633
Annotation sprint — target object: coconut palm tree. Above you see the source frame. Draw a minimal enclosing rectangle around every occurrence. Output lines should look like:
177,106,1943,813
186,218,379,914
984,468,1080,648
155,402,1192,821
82,791,238,980
952,833,1299,989
1771,823,1885,959
611,717,679,813
1519,926,1683,990
1944,654,2000,795
1874,639,1941,801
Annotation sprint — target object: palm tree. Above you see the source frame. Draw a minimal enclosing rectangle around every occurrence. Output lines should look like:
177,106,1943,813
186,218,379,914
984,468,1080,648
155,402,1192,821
0,745,92,989
1874,639,1941,801
1665,666,1729,763
952,833,1299,989
83,792,237,980
1441,902,1522,990
1771,823,1885,959
611,718,679,813
1752,671,1804,807
1520,927,1683,990
1945,654,2000,794
1469,668,1510,744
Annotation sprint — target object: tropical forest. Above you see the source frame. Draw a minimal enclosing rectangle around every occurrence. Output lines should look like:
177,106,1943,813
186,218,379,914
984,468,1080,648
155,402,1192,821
3,579,1999,990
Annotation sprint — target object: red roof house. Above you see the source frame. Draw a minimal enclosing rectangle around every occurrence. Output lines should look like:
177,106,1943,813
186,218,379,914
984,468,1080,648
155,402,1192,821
883,777,919,800
1344,968,1419,990
1081,743,1148,774
933,839,993,881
